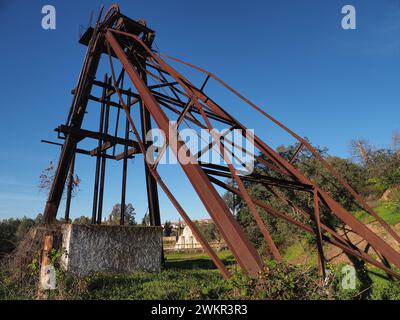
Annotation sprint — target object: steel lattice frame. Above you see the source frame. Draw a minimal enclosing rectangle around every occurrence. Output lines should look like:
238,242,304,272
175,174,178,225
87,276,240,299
42,5,400,279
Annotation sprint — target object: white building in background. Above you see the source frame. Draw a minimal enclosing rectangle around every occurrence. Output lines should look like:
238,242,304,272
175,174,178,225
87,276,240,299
175,225,202,250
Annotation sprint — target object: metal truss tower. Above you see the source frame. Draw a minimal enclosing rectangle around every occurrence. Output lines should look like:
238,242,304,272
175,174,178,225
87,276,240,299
42,5,400,279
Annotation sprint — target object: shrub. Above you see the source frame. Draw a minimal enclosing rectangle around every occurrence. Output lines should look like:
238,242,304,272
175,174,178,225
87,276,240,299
390,188,400,211
380,281,400,300
330,264,369,300
223,261,327,300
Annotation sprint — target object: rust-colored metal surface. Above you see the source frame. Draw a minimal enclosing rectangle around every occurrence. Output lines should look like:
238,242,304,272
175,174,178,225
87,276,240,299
42,5,400,279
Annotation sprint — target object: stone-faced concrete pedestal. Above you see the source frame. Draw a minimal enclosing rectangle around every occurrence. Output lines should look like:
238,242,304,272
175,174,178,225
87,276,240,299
60,224,162,276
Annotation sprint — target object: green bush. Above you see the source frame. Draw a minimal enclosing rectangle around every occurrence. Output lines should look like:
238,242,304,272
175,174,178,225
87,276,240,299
380,281,400,300
391,188,400,211
330,264,369,300
223,261,327,300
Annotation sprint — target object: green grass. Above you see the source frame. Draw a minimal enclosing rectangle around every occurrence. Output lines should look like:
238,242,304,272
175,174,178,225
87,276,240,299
0,251,234,300
283,241,305,262
367,267,393,299
87,201,397,300
164,250,235,270
81,251,235,299
354,201,400,225
354,209,374,224
374,202,400,225
83,269,227,300
2,249,400,300
283,240,317,267
85,255,400,300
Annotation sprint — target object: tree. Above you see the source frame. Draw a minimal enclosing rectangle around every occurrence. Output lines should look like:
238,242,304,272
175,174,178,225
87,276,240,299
142,212,150,226
225,141,370,253
73,216,91,224
392,131,400,153
38,160,81,198
108,203,136,225
273,142,363,225
349,139,374,163
15,217,35,241
35,213,44,225
348,136,400,195
163,221,173,236
195,222,220,242
0,216,40,256
0,218,20,255
222,180,241,216
365,149,400,192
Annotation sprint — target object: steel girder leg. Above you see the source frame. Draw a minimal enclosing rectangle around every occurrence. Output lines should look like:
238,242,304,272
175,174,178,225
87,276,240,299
106,30,263,276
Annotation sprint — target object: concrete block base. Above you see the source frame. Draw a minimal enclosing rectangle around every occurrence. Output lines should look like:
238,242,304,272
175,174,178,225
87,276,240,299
61,224,162,276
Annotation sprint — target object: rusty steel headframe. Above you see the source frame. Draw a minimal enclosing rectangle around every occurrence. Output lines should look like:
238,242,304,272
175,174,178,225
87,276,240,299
42,5,400,279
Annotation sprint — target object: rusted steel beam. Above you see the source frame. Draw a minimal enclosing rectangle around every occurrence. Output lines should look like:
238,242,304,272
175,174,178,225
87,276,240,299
120,90,131,225
89,95,127,109
194,125,289,177
111,33,287,262
122,32,400,274
55,125,140,151
209,175,400,279
106,30,263,276
136,56,161,227
306,140,400,244
156,99,205,128
89,141,115,156
159,51,400,245
264,185,373,254
93,80,141,100
124,32,295,178
41,140,125,160
43,22,106,225
151,90,234,125
145,60,171,76
97,78,111,225
150,97,198,169
148,82,179,90
115,148,137,161
313,188,326,282
121,30,400,270
147,62,184,102
324,233,400,279
193,90,400,269
155,172,231,278
200,163,313,191
289,143,304,164
92,74,108,224
319,191,400,269
64,152,75,222
197,103,282,261
200,75,210,91
105,53,231,279
39,234,54,291
208,174,315,233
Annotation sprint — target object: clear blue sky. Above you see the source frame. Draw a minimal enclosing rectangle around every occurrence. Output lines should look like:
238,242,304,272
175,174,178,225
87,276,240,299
0,0,399,222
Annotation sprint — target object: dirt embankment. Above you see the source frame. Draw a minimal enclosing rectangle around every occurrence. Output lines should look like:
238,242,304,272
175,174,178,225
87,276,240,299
324,222,400,265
